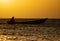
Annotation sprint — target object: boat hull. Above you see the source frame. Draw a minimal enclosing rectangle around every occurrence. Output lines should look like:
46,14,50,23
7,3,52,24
7,18,48,24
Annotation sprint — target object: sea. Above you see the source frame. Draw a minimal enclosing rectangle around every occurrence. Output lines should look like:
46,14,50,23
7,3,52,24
0,19,60,41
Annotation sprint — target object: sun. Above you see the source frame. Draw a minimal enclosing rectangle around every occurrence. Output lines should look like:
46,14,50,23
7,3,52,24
0,0,11,3
0,0,16,4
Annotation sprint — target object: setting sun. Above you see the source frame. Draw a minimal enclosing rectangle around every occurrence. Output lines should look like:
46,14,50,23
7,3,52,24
0,0,16,4
0,0,11,3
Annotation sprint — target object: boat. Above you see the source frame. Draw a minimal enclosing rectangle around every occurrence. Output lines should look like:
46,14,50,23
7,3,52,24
7,17,48,24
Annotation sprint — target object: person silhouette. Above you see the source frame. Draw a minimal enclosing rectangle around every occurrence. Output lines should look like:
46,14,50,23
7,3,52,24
10,16,15,24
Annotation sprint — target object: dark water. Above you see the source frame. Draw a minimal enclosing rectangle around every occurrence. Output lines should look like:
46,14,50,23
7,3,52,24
0,19,60,41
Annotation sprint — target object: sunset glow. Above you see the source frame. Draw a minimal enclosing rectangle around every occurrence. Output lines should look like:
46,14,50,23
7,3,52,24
0,0,60,18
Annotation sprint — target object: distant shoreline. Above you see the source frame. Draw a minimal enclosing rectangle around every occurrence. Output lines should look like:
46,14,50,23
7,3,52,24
0,18,60,20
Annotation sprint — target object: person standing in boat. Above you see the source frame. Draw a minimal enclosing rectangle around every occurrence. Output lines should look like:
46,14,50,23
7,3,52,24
11,16,15,24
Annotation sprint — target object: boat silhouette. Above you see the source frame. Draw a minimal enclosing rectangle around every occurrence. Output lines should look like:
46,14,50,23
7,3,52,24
7,17,48,24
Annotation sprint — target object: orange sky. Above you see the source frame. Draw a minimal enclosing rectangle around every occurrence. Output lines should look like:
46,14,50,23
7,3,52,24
0,0,60,18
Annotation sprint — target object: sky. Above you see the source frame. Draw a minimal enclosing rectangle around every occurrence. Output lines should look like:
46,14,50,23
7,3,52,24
0,0,60,18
